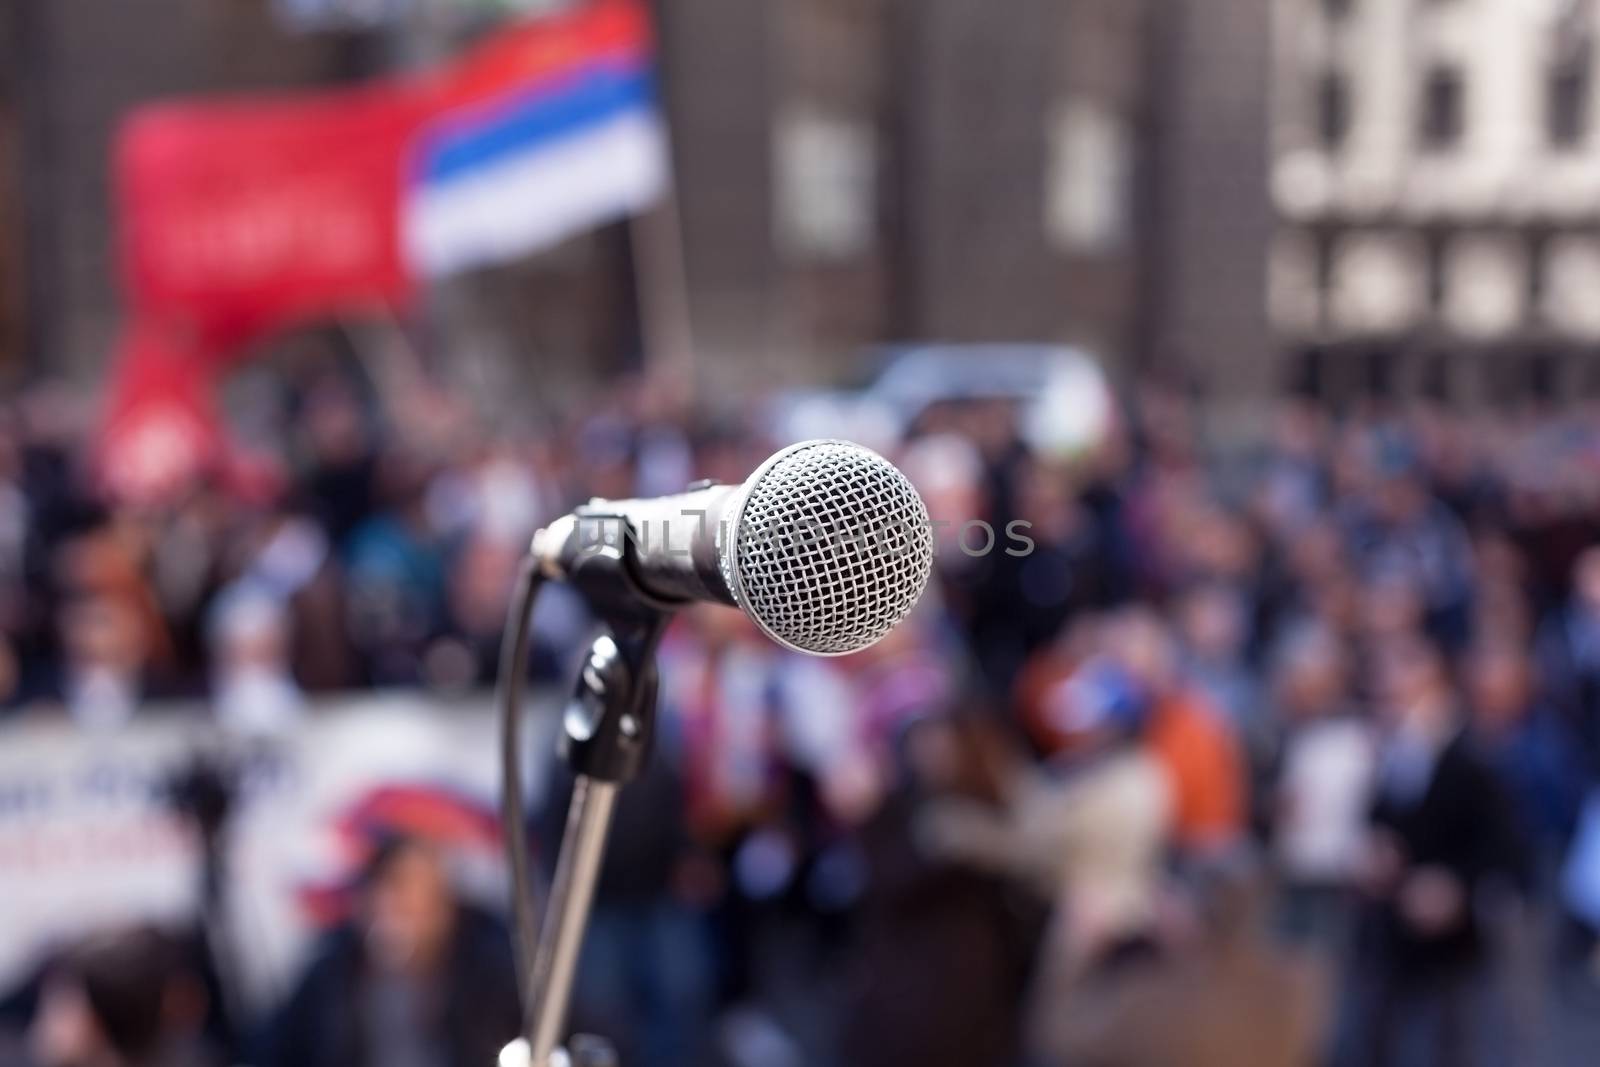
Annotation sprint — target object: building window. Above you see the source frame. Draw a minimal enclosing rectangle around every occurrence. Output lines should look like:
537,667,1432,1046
1418,66,1465,150
1544,236,1600,339
773,106,877,262
1045,99,1132,254
1548,46,1592,148
1444,234,1526,339
1317,70,1352,150
1329,232,1427,334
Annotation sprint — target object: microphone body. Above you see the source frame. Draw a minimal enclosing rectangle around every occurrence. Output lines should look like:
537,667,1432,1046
532,440,934,656
533,482,740,607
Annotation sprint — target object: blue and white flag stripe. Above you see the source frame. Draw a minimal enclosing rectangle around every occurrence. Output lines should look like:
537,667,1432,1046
405,59,667,276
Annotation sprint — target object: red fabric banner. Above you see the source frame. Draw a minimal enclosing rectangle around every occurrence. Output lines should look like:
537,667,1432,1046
116,88,422,338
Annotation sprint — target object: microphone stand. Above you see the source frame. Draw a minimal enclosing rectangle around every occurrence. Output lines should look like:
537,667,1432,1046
502,517,675,1067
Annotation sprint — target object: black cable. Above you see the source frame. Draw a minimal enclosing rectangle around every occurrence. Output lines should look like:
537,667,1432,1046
497,552,545,1019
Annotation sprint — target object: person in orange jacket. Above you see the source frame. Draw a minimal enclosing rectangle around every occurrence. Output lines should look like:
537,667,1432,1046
1109,607,1247,853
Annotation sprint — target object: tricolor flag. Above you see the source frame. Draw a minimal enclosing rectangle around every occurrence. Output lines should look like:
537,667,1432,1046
404,3,668,276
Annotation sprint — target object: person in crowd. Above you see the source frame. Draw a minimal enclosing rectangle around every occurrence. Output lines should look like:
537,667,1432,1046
342,451,448,687
263,836,520,1067
1537,545,1600,775
1469,530,1536,647
206,585,304,736
1465,636,1590,1056
50,595,156,729
1269,621,1374,954
143,484,234,691
295,376,378,549
961,451,1122,693
1343,440,1476,653
1252,400,1331,539
1110,607,1246,854
29,522,178,726
0,631,21,712
935,655,1173,968
1346,634,1525,1067
1270,516,1359,640
842,714,1042,1067
29,926,222,1067
426,533,526,690
235,512,354,692
1175,580,1264,756
1466,640,1586,879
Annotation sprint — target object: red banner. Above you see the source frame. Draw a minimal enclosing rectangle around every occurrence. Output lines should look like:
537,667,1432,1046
117,89,421,338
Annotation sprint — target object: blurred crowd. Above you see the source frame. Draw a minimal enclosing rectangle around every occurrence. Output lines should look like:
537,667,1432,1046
4,347,1600,1067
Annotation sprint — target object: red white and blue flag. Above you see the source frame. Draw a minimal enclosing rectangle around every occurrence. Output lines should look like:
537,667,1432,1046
406,15,667,275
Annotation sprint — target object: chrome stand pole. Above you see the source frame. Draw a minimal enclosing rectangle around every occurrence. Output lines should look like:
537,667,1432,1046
524,777,618,1067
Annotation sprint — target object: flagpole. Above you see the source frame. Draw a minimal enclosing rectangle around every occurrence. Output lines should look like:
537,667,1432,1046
617,0,695,401
629,174,696,403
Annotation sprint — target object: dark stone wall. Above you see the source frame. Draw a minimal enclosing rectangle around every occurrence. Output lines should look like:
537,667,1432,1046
1147,0,1275,417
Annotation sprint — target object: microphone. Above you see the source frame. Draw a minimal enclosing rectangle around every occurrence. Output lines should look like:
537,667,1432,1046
532,439,934,655
501,440,933,1066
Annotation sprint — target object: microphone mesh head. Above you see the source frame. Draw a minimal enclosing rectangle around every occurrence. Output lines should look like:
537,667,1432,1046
722,440,934,655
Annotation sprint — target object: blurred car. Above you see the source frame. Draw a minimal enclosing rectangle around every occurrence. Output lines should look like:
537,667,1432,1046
769,344,1116,459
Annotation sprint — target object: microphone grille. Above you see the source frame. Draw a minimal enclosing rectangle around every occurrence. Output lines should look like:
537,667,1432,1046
724,440,934,655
